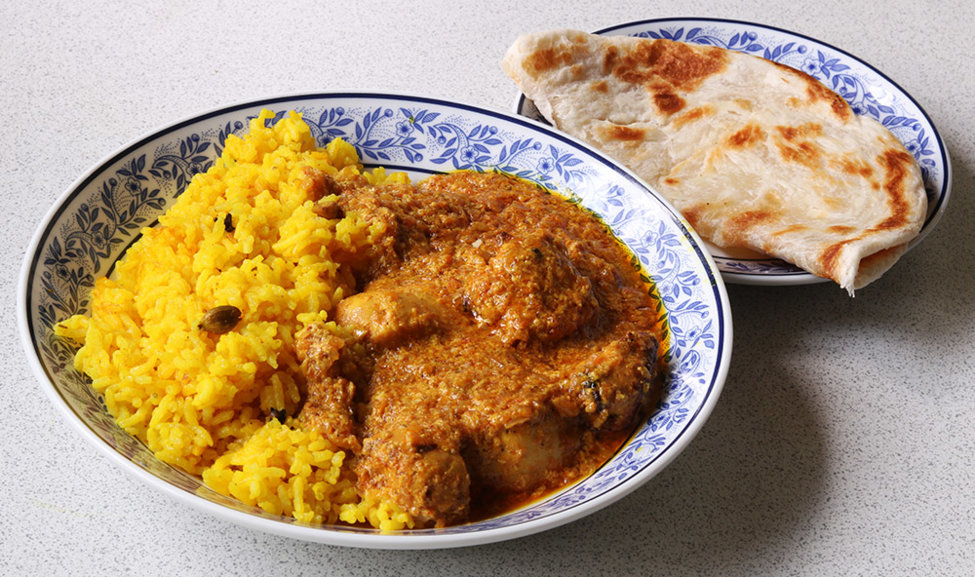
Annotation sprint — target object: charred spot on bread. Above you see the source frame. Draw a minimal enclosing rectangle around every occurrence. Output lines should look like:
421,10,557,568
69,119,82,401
728,124,767,148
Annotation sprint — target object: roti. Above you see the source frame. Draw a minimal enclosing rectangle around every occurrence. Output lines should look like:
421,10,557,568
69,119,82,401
502,30,928,293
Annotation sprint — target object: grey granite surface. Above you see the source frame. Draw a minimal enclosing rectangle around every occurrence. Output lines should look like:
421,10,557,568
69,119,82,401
2,0,973,575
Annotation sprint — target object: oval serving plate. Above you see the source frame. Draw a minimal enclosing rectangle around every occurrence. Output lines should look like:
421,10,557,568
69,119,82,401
514,17,951,287
19,93,731,549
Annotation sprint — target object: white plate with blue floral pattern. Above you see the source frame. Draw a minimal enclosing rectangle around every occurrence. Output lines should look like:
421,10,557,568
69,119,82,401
513,18,952,287
19,93,732,549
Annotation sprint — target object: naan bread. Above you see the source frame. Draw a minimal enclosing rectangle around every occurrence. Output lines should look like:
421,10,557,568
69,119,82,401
502,30,927,293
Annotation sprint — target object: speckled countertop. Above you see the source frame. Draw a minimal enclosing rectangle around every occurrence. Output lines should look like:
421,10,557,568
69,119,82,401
3,1,974,575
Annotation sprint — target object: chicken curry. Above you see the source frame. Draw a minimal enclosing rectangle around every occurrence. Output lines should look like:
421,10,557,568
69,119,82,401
295,169,665,527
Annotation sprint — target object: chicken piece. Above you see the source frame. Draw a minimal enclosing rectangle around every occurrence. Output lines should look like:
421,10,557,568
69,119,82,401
552,330,660,431
294,323,359,451
463,231,597,345
329,176,416,279
334,288,445,347
462,410,582,494
355,428,471,527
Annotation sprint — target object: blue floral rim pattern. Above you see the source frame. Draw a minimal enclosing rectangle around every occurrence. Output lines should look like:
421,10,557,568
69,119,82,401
20,93,731,548
515,18,951,284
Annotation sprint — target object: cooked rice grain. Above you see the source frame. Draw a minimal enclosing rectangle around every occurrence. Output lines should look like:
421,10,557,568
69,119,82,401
202,419,355,524
57,109,413,530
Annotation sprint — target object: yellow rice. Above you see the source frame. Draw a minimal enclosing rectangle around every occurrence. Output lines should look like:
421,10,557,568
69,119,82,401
56,109,414,530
